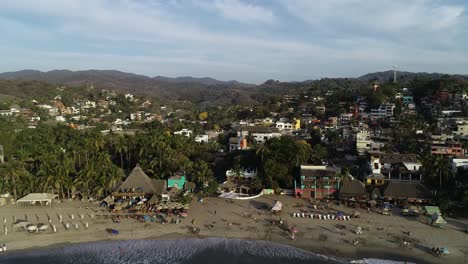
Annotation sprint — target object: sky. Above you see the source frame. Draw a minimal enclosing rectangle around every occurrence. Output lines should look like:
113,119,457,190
0,0,467,84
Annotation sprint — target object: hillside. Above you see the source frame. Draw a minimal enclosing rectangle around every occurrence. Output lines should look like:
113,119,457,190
0,70,257,105
1,69,467,105
358,70,468,84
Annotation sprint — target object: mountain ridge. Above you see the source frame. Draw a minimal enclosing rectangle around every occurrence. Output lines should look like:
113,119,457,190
1,69,466,105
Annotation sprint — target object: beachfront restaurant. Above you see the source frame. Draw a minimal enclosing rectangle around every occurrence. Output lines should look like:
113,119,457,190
339,178,369,205
16,193,58,206
383,181,432,204
106,165,166,206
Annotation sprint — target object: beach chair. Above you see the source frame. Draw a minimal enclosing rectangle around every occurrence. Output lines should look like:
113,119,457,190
302,213,305,218
319,215,322,220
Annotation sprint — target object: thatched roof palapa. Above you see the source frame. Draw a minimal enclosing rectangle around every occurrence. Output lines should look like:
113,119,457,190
339,178,368,199
116,165,166,195
383,181,432,200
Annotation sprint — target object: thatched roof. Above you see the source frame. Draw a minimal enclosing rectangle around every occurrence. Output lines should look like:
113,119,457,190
151,179,167,196
383,181,432,199
148,194,159,204
116,165,163,195
166,187,180,197
339,179,368,198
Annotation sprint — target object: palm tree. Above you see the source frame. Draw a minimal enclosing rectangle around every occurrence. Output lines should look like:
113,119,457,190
2,159,24,199
115,136,126,170
255,144,268,167
434,155,451,190
75,164,96,200
310,144,327,163
193,161,212,188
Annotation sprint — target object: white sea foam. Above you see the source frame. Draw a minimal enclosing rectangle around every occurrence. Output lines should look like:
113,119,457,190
1,238,345,264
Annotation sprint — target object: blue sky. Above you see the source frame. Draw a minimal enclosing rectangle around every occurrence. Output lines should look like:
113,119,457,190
0,0,467,83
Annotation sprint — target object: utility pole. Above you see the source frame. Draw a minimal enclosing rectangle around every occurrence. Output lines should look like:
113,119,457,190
393,65,397,83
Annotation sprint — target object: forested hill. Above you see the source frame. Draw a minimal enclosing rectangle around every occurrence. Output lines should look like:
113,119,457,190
1,69,467,104
358,70,468,84
0,70,257,105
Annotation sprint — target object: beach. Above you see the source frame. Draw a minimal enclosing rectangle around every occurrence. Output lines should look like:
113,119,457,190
0,195,466,264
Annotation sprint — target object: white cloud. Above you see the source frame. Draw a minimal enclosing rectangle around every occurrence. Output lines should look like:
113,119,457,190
0,0,467,82
211,0,276,24
281,0,464,33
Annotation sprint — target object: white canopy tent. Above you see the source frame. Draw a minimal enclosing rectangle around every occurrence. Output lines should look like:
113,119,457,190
271,201,282,212
16,193,58,206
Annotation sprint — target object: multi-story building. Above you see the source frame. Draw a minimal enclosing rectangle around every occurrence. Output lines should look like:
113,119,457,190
356,129,371,155
431,140,463,157
452,121,468,138
370,103,395,119
338,113,353,126
370,154,422,182
229,137,248,152
276,119,300,131
237,126,281,144
294,165,339,199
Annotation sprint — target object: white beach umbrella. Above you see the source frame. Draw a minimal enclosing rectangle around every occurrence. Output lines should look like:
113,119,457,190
38,225,48,231
27,225,37,232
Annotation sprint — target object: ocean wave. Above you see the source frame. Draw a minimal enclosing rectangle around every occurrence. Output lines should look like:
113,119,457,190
0,238,346,264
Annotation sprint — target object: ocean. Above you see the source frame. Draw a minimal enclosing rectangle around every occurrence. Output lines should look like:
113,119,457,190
0,238,406,264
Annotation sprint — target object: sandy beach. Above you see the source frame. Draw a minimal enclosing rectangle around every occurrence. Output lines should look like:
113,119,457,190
0,195,466,264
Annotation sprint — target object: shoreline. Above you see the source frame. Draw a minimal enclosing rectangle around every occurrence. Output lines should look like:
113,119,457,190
3,232,434,264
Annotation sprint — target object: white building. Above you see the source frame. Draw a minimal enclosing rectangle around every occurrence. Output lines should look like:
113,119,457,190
275,121,294,130
174,129,192,137
226,168,256,180
451,157,468,172
195,135,209,143
453,121,468,138
55,116,66,122
83,100,96,109
0,110,12,117
356,129,371,155
10,105,21,114
237,126,281,144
